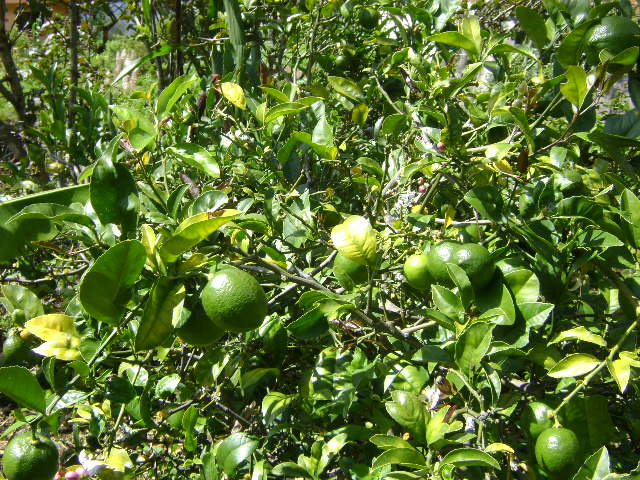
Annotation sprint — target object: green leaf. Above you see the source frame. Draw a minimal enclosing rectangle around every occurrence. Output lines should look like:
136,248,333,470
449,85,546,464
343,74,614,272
516,6,548,49
560,65,589,107
432,285,465,322
272,462,312,478
558,20,598,67
370,435,416,451
460,16,482,55
223,0,245,69
549,327,607,347
182,405,198,452
573,447,611,480
0,366,46,413
262,392,295,425
476,282,516,326
90,136,139,235
620,188,640,248
259,86,289,102
159,210,241,263
327,76,365,101
607,358,631,393
446,263,474,310
464,186,504,222
277,131,338,163
79,240,147,324
385,390,427,444
312,115,333,147
455,322,495,371
428,31,478,55
509,107,535,152
547,353,600,378
381,114,406,136
352,104,369,125
575,229,623,249
110,106,157,151
441,448,500,469
330,215,377,265
371,448,426,470
168,143,220,178
216,433,258,476
288,306,329,339
1,284,44,322
135,278,185,350
264,102,308,124
7,203,94,229
503,269,540,304
562,395,615,453
156,73,198,119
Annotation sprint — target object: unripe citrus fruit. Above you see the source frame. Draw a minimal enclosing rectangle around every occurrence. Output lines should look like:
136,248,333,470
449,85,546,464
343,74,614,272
3,333,32,366
534,427,580,477
425,241,460,286
2,432,59,480
587,16,640,55
520,402,554,441
403,254,433,291
333,253,368,291
176,302,225,346
454,243,495,289
201,266,267,333
358,8,379,29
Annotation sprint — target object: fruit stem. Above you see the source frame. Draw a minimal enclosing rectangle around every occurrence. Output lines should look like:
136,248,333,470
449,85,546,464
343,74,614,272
552,262,639,419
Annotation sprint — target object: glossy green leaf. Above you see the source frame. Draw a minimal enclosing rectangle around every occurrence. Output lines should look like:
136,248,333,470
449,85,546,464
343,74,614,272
573,447,611,480
159,210,241,263
557,20,598,67
288,307,329,339
1,284,43,322
223,0,245,68
262,392,295,425
168,143,220,178
547,353,600,378
7,203,94,229
331,215,377,265
446,263,474,310
264,102,308,124
385,390,427,444
455,322,495,371
432,285,465,322
156,73,198,119
441,448,500,469
327,76,365,101
516,6,548,49
0,366,46,413
607,358,630,393
79,240,147,324
371,448,425,470
135,278,185,350
370,435,416,451
561,65,588,107
90,136,139,235
272,462,312,478
428,31,478,54
216,433,258,476
550,327,607,347
503,269,540,304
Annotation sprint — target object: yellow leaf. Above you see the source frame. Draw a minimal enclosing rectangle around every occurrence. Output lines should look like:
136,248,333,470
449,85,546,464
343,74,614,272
492,158,514,175
26,314,80,341
485,442,515,454
105,447,133,472
331,215,377,265
607,357,631,393
444,205,456,229
220,82,246,110
33,335,81,361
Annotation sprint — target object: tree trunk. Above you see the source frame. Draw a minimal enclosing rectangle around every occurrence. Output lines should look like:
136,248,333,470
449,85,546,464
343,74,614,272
0,0,29,124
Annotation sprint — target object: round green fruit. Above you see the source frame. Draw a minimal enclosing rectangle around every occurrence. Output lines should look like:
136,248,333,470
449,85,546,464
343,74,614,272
587,16,640,55
358,8,379,30
454,243,495,289
535,427,580,478
520,402,554,441
403,254,433,291
2,334,32,366
201,265,268,333
425,241,460,286
2,432,59,480
333,253,368,290
176,302,225,346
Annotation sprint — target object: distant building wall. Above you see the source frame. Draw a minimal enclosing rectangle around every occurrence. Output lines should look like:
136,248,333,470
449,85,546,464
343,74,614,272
4,1,68,31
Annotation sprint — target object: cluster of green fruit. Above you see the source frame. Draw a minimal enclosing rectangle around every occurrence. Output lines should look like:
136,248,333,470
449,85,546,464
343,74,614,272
521,402,581,478
176,265,267,346
403,241,496,291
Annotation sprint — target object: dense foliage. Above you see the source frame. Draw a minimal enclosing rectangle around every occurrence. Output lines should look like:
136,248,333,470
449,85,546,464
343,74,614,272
1,0,640,479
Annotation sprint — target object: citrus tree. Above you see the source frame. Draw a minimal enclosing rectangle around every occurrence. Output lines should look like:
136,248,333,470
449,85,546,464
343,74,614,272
1,0,640,479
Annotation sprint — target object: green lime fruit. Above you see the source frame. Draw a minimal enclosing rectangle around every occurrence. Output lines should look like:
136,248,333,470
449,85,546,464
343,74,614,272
587,16,640,55
333,253,368,290
201,265,268,333
403,254,434,291
358,8,380,30
3,334,32,366
425,241,460,286
2,432,59,480
454,243,496,289
535,427,580,478
521,402,554,441
176,302,225,346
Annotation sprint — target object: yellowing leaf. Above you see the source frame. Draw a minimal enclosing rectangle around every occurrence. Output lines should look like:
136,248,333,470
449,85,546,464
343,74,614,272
607,358,631,393
105,447,133,472
485,443,514,454
26,314,80,341
491,159,514,175
444,205,456,229
220,82,246,110
26,314,82,361
331,215,377,265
